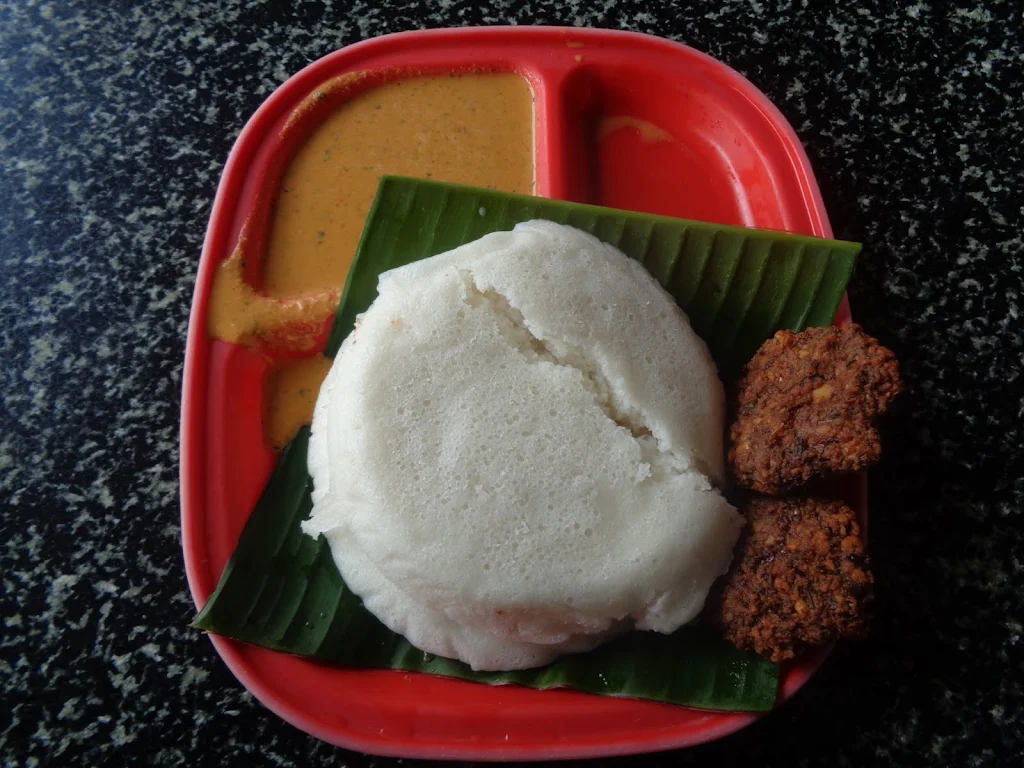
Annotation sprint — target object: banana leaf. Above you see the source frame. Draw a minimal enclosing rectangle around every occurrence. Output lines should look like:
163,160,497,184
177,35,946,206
194,177,860,712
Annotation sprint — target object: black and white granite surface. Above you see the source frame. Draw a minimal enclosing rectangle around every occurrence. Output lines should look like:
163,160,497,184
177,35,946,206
2,1,1022,765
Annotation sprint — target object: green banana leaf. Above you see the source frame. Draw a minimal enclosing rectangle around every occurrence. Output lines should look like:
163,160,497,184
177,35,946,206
327,178,858,374
194,177,860,713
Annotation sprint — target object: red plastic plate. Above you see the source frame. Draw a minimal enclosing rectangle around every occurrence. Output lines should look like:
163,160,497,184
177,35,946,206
181,26,859,760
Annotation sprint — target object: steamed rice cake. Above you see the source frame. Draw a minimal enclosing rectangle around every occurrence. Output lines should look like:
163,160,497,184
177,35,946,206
303,220,742,671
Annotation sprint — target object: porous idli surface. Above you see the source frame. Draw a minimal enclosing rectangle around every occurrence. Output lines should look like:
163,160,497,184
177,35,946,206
307,413,615,671
303,220,741,671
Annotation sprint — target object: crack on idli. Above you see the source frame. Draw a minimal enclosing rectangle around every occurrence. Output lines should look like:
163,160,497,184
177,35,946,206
460,269,708,485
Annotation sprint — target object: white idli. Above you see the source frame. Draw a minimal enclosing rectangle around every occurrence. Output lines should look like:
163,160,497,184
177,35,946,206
303,220,741,671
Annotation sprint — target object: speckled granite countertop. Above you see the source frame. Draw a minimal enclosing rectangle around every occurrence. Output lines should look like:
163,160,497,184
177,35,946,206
2,1,1022,765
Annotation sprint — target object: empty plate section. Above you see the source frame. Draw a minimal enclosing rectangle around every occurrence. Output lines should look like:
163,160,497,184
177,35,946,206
555,61,813,232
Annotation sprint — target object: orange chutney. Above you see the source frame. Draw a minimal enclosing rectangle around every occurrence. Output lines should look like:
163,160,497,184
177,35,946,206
208,73,535,449
263,354,336,450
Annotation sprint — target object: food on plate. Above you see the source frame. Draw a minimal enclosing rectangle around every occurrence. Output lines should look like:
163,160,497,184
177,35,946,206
205,72,535,448
262,73,535,297
184,28,885,733
206,253,342,352
727,324,902,495
712,496,873,663
263,354,335,450
301,220,742,670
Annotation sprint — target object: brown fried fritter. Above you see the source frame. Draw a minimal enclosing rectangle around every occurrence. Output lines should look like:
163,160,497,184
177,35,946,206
728,323,901,495
713,496,873,663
